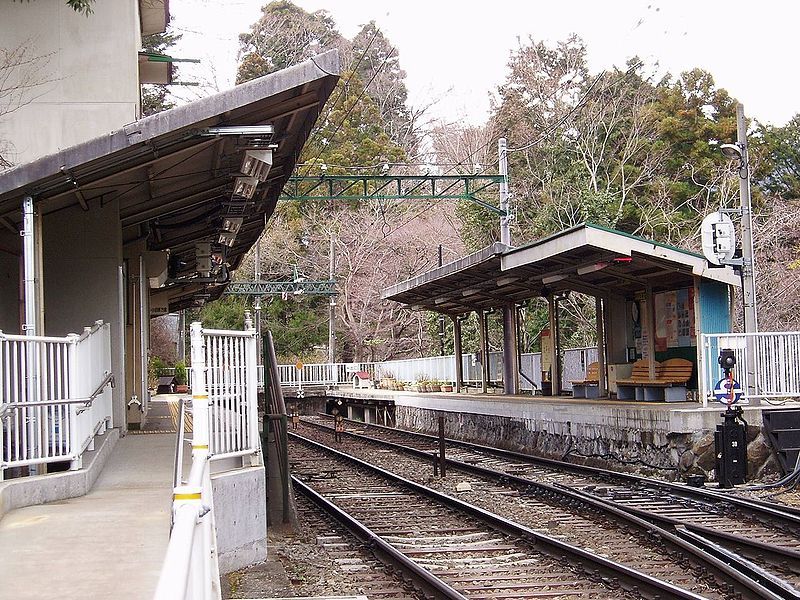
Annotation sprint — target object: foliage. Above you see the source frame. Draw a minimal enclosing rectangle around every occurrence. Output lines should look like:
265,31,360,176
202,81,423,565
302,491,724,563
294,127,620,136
756,114,800,199
15,0,95,14
65,0,93,14
150,315,177,363
141,28,182,116
174,361,187,386
199,295,249,330
237,1,345,83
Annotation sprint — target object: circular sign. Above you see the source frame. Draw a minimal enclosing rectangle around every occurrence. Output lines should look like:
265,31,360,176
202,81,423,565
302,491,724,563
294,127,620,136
714,377,743,405
295,360,304,370
296,389,305,399
701,212,737,266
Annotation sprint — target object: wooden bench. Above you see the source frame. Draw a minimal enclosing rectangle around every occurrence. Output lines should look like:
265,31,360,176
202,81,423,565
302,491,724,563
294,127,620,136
616,358,693,402
571,362,600,399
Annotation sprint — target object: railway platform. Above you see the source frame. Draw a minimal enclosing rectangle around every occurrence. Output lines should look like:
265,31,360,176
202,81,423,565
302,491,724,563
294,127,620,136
329,388,800,478
0,399,185,600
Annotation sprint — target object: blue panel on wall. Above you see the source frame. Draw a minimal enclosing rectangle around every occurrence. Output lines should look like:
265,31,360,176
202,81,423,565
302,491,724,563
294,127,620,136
699,280,730,335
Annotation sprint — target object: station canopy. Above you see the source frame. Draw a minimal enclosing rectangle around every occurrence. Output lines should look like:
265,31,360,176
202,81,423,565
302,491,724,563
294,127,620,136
0,51,339,311
383,223,740,315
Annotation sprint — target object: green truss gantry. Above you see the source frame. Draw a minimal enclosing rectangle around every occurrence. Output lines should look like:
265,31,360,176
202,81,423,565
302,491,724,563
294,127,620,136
224,280,337,297
280,174,507,215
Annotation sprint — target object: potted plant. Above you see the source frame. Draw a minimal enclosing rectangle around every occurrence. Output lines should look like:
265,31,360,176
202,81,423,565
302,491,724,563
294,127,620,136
440,382,453,392
174,361,189,393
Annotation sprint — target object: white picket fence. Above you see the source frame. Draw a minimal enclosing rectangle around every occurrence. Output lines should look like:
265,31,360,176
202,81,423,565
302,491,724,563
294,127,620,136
0,321,113,480
700,331,800,405
276,347,599,393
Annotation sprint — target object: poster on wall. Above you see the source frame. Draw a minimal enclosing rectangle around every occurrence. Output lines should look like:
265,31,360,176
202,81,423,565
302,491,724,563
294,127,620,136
676,287,695,346
654,288,695,350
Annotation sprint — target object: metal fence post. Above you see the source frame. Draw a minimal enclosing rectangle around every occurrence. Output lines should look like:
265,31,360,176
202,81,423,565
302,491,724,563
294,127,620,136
190,322,209,454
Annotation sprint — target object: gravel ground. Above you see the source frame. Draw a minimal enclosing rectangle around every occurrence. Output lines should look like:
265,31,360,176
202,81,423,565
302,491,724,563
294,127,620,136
224,518,369,599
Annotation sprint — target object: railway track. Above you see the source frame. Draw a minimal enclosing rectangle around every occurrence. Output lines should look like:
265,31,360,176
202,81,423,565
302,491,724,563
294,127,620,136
290,432,717,600
296,415,800,598
292,492,424,599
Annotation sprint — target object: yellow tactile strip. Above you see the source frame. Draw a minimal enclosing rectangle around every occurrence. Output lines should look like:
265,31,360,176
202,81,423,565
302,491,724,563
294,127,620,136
168,398,194,433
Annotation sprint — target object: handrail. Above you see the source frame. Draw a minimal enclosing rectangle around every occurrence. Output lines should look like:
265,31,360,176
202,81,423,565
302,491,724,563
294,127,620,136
1,319,113,479
0,371,114,416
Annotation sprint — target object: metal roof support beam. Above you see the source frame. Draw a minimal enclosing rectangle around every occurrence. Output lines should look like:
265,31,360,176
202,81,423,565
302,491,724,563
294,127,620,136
596,296,607,397
452,315,464,393
478,309,490,394
502,303,519,395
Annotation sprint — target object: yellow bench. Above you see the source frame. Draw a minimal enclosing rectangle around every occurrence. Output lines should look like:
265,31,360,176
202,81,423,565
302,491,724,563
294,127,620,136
571,362,600,399
617,358,692,402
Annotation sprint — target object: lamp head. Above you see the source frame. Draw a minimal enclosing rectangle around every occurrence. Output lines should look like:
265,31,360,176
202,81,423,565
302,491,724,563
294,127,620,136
720,143,742,161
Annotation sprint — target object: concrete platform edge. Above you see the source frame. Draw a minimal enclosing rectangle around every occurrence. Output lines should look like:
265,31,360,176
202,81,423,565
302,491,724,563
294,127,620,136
0,427,120,522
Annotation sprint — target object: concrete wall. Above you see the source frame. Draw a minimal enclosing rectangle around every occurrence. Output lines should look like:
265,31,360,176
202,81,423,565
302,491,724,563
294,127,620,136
211,465,267,573
43,198,125,428
0,0,140,166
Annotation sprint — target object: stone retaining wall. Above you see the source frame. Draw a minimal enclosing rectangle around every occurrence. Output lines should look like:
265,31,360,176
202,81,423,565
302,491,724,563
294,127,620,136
395,405,780,481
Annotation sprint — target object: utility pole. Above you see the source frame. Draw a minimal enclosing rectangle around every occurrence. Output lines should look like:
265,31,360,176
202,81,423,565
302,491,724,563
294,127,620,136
735,103,759,405
736,103,758,335
254,234,262,365
499,138,511,246
438,244,445,356
328,234,336,364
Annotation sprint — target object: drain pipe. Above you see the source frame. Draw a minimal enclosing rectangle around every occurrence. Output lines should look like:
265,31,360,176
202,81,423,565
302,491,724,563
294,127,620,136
22,196,36,336
22,197,40,474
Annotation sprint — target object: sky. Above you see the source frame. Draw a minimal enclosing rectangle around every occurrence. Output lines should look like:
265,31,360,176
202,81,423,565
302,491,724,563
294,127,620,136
169,0,799,127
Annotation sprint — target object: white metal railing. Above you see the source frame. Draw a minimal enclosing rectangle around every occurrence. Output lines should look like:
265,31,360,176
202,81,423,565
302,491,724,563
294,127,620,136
154,322,220,600
701,331,800,406
0,321,113,480
203,327,259,458
155,320,260,600
274,347,599,393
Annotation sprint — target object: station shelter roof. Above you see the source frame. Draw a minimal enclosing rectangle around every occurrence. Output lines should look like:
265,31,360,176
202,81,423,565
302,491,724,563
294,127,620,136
383,223,740,315
0,51,339,312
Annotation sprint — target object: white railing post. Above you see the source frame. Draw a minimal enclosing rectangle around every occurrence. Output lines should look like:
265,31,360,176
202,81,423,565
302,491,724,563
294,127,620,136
190,322,209,455
67,333,81,469
245,324,258,451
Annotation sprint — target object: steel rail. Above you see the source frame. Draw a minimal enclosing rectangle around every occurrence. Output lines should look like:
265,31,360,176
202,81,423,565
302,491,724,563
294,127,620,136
299,418,790,600
675,527,800,600
292,476,467,600
317,414,800,528
290,432,709,600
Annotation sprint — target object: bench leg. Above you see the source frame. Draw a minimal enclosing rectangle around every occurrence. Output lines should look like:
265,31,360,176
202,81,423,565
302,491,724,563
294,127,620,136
664,386,687,402
642,386,665,402
617,385,636,400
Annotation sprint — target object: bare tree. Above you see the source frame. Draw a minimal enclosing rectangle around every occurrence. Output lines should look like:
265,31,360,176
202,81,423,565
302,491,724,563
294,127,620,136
0,38,53,168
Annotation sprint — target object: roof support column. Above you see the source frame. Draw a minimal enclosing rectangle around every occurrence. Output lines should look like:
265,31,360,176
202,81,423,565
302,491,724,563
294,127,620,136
547,294,562,396
502,303,519,395
22,196,44,474
595,296,607,397
22,196,39,337
478,309,489,394
645,285,656,378
452,315,464,393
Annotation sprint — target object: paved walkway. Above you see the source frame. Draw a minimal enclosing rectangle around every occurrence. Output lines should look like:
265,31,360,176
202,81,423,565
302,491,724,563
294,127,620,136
0,400,184,600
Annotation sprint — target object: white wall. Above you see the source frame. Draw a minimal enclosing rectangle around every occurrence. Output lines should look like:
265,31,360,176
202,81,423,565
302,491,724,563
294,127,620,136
43,199,125,428
0,0,140,165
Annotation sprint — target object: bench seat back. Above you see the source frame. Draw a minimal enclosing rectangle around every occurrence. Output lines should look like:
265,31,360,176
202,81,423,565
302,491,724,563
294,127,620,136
657,358,693,384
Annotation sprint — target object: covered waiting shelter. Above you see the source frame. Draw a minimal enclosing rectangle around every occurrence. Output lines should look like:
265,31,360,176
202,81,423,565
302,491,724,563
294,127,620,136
0,51,340,430
383,223,740,399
